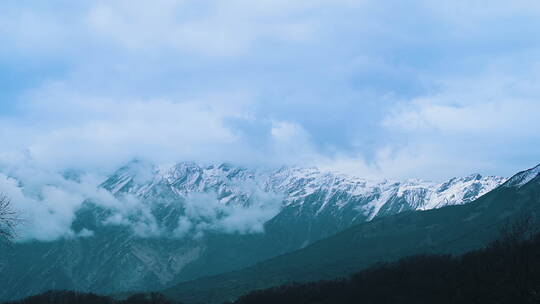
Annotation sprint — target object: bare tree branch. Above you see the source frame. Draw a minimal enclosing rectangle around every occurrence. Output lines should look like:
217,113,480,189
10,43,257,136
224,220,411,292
0,193,19,242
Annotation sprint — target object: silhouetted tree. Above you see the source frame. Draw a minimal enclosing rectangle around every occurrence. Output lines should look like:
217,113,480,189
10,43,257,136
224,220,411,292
0,193,19,242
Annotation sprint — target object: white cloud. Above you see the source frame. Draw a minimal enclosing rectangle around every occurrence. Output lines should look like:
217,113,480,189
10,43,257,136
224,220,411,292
385,72,540,136
377,72,540,179
271,121,305,142
0,0,325,57
173,188,282,238
0,80,335,173
0,82,250,171
0,171,88,241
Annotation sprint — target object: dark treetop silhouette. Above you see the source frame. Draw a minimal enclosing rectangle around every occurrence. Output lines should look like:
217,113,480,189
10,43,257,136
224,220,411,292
0,194,18,242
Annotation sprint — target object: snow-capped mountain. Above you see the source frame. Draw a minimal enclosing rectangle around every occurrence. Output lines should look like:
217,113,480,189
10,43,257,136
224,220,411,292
100,161,506,233
0,161,507,301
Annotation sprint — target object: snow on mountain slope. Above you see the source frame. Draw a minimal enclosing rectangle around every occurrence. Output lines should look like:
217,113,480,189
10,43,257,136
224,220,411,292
100,161,507,233
503,164,540,188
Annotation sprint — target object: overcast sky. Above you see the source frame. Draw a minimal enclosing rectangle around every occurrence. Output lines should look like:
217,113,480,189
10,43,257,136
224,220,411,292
1,0,540,180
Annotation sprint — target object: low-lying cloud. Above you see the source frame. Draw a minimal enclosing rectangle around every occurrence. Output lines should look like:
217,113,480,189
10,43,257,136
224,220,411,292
173,190,282,238
0,163,283,242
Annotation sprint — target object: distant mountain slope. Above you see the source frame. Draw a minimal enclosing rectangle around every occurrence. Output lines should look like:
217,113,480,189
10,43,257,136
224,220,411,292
162,164,540,304
0,162,505,301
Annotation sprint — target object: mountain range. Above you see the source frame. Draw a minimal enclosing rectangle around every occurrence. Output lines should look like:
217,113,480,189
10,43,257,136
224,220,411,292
0,161,509,301
163,163,540,303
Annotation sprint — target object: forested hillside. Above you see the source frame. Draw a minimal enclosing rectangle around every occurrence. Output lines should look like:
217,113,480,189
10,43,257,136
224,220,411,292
234,219,540,304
